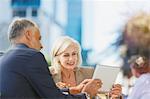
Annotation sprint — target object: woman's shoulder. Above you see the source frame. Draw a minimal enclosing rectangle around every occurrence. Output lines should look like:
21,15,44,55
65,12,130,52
78,66,94,70
75,66,95,84
77,66,94,74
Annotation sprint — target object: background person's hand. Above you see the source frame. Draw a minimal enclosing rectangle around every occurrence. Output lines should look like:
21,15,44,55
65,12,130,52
109,84,122,99
81,79,102,97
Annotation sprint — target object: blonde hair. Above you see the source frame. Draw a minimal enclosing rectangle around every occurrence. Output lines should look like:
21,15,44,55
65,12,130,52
50,36,82,73
124,12,150,49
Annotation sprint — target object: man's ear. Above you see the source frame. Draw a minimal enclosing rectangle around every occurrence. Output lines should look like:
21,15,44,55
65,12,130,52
24,29,32,40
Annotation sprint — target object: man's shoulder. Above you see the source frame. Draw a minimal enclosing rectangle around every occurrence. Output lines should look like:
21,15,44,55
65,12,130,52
19,47,39,54
2,47,43,62
14,46,41,57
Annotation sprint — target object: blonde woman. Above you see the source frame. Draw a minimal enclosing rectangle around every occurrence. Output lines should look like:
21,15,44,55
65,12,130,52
50,36,94,88
50,36,122,98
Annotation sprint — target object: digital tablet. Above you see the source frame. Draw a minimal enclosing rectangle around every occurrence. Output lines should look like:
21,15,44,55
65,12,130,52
92,64,120,92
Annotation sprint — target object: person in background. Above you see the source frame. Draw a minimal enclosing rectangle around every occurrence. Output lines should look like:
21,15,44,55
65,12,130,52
50,36,122,98
115,12,150,98
0,18,101,99
127,56,150,99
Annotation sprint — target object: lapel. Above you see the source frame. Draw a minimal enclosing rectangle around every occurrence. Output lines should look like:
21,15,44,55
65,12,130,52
75,67,84,85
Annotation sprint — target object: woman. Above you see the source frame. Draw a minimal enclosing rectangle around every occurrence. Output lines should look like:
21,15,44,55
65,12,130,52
50,36,122,98
50,36,93,87
128,56,150,99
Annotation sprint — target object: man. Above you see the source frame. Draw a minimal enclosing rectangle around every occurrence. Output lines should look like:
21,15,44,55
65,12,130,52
0,18,101,99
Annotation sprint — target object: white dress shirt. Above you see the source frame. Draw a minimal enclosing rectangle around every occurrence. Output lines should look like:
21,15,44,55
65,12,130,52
128,73,150,99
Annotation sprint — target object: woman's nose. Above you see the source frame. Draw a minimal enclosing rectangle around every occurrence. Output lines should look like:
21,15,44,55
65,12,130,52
69,56,73,61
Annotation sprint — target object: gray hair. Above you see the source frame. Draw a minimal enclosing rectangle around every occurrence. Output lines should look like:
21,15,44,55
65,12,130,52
8,18,36,43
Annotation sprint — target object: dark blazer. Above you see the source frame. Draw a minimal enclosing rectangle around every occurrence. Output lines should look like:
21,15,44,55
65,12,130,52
0,44,86,99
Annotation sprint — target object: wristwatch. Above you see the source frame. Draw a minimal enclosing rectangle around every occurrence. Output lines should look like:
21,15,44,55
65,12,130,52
83,92,90,99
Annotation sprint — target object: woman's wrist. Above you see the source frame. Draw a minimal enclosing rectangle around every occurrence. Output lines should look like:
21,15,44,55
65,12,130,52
69,87,81,94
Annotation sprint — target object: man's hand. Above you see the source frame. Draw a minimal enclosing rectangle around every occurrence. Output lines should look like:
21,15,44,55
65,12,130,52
81,79,102,97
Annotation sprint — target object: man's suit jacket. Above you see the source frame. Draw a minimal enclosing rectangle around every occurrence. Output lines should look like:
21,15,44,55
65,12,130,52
0,44,86,99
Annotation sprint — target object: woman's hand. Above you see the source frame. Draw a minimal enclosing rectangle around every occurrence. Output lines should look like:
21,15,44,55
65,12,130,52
69,79,94,94
109,84,122,99
56,82,70,88
69,84,85,94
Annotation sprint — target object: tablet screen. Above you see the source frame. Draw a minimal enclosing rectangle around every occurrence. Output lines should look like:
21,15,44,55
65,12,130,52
92,64,120,92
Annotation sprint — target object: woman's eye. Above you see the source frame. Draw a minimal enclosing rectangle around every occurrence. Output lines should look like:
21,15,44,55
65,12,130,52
63,54,69,57
72,53,77,56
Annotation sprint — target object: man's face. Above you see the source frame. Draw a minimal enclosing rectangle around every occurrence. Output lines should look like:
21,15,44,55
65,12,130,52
30,27,43,51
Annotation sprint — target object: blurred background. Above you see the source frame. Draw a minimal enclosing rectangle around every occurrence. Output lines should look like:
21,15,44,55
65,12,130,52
0,0,150,98
0,0,150,66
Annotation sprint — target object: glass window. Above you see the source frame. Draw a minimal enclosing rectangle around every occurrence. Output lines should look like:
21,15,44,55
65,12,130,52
32,9,37,17
13,9,26,17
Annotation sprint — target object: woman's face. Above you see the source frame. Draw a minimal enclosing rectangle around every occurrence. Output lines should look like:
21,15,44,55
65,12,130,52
131,67,139,78
58,44,78,70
